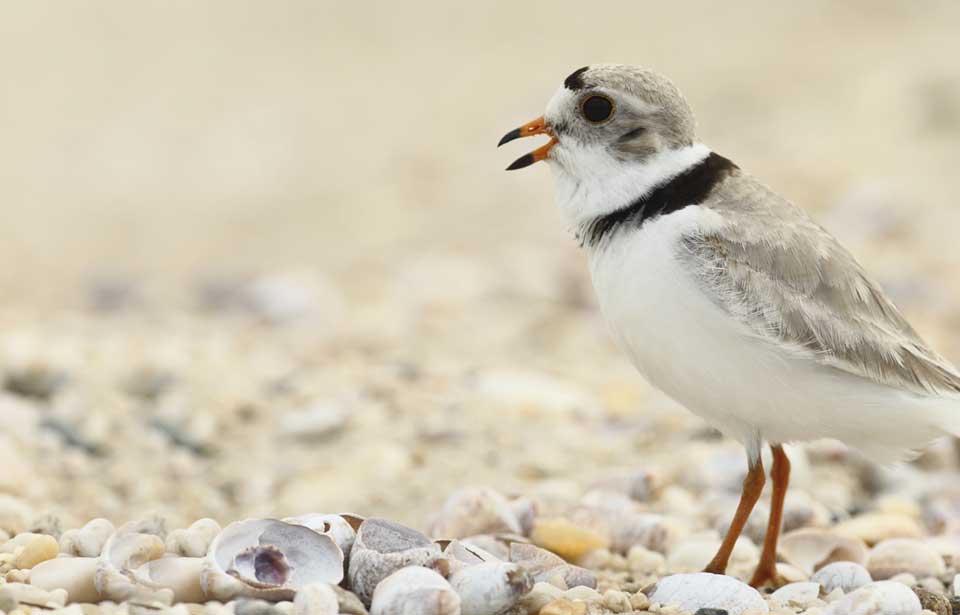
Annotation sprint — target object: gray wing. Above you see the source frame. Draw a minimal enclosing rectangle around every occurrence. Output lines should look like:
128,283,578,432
680,173,960,396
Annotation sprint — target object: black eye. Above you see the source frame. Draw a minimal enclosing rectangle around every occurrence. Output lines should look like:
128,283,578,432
581,95,614,123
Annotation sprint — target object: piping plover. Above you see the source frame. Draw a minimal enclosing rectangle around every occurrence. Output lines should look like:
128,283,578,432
499,64,960,587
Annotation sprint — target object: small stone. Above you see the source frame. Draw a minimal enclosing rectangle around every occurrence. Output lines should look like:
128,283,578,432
888,572,918,586
234,599,285,615
0,587,18,613
601,589,632,613
913,588,950,615
867,539,945,580
694,610,730,615
531,518,608,561
293,583,339,615
539,598,586,615
13,533,59,568
520,582,564,613
630,591,651,610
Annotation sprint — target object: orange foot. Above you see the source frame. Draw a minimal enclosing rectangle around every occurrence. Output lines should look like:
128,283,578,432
748,564,786,589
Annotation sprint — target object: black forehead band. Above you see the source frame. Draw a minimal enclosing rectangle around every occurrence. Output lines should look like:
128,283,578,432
564,66,589,91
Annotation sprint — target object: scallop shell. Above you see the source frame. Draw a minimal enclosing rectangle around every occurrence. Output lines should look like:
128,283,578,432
59,519,115,557
866,538,945,580
165,519,222,557
369,566,460,615
202,518,344,602
428,488,522,539
645,572,769,615
29,556,101,603
811,561,873,593
447,561,532,615
347,518,444,607
778,528,868,575
824,581,922,615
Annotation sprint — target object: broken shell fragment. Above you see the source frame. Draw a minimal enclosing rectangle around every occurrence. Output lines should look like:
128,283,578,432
369,566,460,615
447,561,532,615
347,518,444,607
94,527,169,602
428,488,522,539
202,518,344,602
778,528,868,575
165,519,222,558
133,557,206,603
508,543,596,589
284,513,360,559
59,519,115,558
811,561,872,593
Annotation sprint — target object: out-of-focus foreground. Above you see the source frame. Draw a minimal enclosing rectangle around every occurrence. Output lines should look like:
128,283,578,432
1,2,960,613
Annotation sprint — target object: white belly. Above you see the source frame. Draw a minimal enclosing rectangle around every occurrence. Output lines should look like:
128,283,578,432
586,206,950,462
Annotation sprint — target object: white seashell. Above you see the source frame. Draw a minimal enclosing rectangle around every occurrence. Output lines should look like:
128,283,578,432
59,519,115,557
824,580,922,615
94,528,170,603
779,528,868,575
428,488,522,539
443,540,500,565
293,583,339,615
370,566,460,615
284,513,361,559
29,557,101,603
508,543,596,589
347,518,444,607
132,557,206,603
812,562,873,593
866,538,946,580
518,581,564,614
646,572,768,615
447,561,532,615
0,582,67,609
202,518,344,602
770,582,822,608
165,519,222,557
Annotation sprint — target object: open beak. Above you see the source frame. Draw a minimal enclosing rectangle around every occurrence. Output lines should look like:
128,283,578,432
498,116,557,170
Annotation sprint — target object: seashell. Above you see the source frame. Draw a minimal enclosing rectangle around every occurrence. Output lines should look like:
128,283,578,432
609,512,678,555
166,519,222,557
770,582,822,608
665,535,758,572
824,581,921,615
834,513,923,546
12,533,59,569
132,557,206,603
508,497,537,536
203,518,344,602
539,598,586,615
94,527,170,603
460,535,513,561
812,561,873,593
447,561,532,615
518,581,564,614
778,528,868,575
284,513,361,559
443,540,499,565
0,495,33,536
645,572,768,615
887,572,917,586
29,557,101,603
775,562,809,584
60,519,116,557
600,589,632,614
331,585,369,615
530,517,608,561
0,582,67,609
508,543,596,589
347,518,444,607
292,583,339,615
369,566,460,615
866,538,945,580
626,545,665,573
428,488,522,539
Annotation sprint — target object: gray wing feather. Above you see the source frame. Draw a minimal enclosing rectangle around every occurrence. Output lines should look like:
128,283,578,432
680,172,960,396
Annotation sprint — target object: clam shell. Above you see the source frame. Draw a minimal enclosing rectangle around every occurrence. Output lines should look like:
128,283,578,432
284,513,360,558
428,488,522,539
866,538,945,580
369,566,460,615
779,528,868,575
508,543,596,589
646,572,768,615
29,556,101,603
812,561,873,593
824,580,922,615
203,518,344,602
347,518,444,607
447,561,532,615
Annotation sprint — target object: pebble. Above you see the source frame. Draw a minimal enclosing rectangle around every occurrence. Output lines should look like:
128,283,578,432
824,581,922,615
866,538,946,580
530,518,609,561
913,587,951,615
539,598,586,615
812,561,872,594
12,533,59,568
601,589,632,613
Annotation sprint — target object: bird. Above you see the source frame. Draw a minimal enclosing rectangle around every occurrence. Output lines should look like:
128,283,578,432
498,64,960,588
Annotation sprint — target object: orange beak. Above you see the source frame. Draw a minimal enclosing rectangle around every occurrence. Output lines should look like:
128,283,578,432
498,116,557,170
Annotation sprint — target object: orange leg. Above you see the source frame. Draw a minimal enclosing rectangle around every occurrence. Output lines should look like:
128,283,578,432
749,445,790,588
703,454,766,575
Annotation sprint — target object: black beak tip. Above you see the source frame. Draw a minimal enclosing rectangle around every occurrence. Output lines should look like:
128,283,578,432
506,153,535,171
498,127,522,148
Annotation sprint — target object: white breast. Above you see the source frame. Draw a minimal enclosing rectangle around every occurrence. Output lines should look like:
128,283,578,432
584,206,953,462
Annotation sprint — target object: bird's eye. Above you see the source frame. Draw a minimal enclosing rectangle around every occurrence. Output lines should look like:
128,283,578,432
581,95,614,123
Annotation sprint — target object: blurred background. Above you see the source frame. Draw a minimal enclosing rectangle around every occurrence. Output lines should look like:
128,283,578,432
1,1,959,531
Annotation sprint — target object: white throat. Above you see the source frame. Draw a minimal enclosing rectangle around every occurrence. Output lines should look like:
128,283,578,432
548,142,711,227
